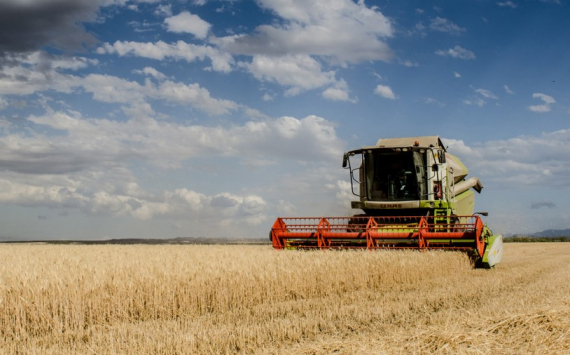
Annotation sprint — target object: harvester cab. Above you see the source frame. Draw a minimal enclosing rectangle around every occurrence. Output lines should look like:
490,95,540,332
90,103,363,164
270,136,504,268
342,136,480,218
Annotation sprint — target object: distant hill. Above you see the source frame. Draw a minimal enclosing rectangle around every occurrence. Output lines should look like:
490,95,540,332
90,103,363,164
1,237,271,245
531,229,570,238
504,228,570,243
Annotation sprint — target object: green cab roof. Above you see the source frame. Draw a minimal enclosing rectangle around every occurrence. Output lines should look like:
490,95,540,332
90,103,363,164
374,136,445,150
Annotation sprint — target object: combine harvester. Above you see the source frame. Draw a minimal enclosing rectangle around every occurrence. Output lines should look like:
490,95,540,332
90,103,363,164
270,136,503,268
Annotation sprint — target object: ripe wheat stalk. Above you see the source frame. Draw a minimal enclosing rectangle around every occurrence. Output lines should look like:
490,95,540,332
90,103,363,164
1,243,569,354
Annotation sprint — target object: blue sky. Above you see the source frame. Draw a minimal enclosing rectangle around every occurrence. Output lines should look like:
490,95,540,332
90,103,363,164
0,0,569,240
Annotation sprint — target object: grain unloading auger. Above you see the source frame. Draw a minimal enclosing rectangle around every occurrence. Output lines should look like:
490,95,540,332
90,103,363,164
270,136,504,268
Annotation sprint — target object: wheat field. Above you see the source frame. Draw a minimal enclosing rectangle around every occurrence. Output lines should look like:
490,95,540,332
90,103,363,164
1,243,569,354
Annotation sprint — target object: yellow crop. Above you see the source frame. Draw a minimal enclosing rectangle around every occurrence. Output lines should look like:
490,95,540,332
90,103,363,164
1,243,569,354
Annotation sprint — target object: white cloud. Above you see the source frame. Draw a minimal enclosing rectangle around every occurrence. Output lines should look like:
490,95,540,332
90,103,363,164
322,87,349,102
0,96,8,111
121,101,156,120
399,59,419,67
244,107,270,120
133,67,168,81
374,85,396,100
245,54,337,96
0,109,345,226
0,54,84,95
0,55,240,116
96,1,395,99
154,4,172,16
0,119,9,136
213,0,394,64
532,93,555,104
497,1,518,8
81,74,150,104
0,108,348,234
0,178,267,225
275,199,297,215
529,105,551,113
529,93,555,113
425,97,445,107
126,20,157,33
28,110,82,130
321,80,356,103
429,17,465,35
23,51,99,71
414,22,426,34
463,98,486,107
98,40,234,73
454,72,461,78
1,110,344,176
443,130,570,188
475,88,498,99
504,85,515,94
436,45,476,60
325,179,353,209
463,87,498,107
81,74,239,116
164,12,211,39
157,80,239,115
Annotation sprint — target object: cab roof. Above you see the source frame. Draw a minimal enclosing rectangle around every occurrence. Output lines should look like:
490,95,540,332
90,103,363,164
363,136,446,151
